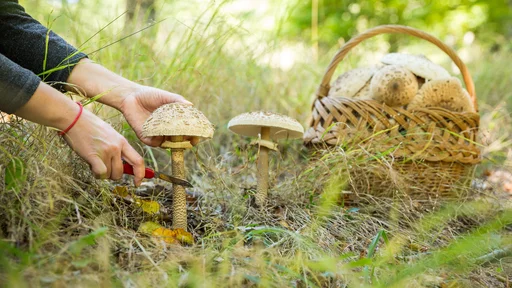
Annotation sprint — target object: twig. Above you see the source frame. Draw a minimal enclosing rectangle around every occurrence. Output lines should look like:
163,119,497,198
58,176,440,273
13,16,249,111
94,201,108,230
476,246,512,265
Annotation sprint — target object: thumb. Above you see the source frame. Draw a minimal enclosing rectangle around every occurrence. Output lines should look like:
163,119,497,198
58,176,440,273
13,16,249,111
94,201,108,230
157,90,192,106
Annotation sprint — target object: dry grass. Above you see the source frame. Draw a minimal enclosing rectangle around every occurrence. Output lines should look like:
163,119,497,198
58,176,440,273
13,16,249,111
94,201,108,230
1,1,511,287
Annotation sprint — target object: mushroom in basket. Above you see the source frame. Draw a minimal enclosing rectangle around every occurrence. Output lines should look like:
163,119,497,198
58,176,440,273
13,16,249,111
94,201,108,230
370,64,419,107
408,77,475,112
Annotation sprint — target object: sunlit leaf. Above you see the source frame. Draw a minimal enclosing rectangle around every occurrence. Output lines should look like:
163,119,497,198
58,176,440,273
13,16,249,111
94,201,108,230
137,200,160,215
152,227,178,244
138,221,161,234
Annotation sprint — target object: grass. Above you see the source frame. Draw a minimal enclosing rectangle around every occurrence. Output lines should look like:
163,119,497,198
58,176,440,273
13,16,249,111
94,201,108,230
1,1,511,287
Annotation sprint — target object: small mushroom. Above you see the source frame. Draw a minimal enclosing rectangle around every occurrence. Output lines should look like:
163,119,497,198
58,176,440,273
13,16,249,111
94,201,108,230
370,65,419,107
328,66,380,98
381,53,451,80
228,112,304,206
142,103,214,230
407,77,475,112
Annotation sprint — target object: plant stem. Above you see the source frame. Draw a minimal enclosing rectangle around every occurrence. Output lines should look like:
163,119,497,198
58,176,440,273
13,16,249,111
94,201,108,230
256,127,270,206
171,135,187,230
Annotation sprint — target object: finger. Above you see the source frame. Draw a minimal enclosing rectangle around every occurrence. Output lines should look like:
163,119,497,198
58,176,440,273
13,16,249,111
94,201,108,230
121,142,145,187
190,137,200,146
110,153,124,180
88,155,108,179
170,93,192,105
163,91,192,105
141,135,165,147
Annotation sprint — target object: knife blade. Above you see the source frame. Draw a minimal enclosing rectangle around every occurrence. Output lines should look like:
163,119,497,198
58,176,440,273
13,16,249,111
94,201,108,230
122,162,193,188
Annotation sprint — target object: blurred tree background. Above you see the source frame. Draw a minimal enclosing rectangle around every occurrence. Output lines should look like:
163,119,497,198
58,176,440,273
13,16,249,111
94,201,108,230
282,0,512,52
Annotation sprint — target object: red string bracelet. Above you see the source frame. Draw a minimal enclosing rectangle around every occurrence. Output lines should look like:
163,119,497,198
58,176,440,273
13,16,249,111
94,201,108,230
58,102,83,136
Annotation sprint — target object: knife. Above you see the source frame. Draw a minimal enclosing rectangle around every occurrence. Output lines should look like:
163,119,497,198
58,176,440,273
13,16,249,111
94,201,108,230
122,162,193,188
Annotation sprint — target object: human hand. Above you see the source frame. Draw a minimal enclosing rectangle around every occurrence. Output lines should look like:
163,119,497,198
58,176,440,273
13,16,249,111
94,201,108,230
119,85,195,146
64,108,146,186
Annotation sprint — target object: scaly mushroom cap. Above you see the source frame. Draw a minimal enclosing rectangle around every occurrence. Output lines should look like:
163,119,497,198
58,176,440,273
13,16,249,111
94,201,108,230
228,111,304,140
352,79,372,100
370,65,418,107
408,77,475,112
328,66,379,98
381,53,451,80
142,103,215,143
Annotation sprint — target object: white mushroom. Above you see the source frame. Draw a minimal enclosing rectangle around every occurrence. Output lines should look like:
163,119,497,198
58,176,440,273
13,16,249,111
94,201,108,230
352,79,373,100
228,112,304,206
328,66,380,98
407,77,475,112
370,65,418,107
142,103,214,230
381,53,451,80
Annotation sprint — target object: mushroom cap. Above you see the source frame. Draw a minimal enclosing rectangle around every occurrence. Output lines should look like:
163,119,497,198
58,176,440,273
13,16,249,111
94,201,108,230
352,79,373,100
370,65,419,107
228,111,304,140
381,53,451,80
142,103,215,142
407,77,475,112
328,66,379,98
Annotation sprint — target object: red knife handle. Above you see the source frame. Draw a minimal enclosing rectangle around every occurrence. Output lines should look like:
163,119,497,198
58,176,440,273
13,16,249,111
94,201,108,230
123,163,155,179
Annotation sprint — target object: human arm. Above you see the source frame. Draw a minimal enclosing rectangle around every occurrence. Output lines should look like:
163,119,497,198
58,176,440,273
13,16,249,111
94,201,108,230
66,59,196,147
16,82,146,186
0,52,145,186
0,0,87,89
0,1,147,185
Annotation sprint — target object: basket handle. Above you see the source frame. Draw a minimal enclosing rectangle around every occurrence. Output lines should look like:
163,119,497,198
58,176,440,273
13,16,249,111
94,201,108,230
316,25,477,110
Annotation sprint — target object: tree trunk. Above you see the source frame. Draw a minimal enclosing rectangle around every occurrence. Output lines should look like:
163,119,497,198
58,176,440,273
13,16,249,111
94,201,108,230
125,0,157,28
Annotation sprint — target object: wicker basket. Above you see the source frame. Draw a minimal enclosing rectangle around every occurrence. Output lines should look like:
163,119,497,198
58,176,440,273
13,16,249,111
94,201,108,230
303,25,481,205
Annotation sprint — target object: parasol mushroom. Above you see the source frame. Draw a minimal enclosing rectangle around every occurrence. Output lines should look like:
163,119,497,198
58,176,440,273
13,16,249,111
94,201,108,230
370,65,419,107
328,66,380,98
228,111,304,206
142,103,214,230
407,77,475,112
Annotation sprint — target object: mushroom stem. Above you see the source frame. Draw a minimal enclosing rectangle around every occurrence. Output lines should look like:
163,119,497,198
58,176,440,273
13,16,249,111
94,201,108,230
256,126,270,206
170,135,187,230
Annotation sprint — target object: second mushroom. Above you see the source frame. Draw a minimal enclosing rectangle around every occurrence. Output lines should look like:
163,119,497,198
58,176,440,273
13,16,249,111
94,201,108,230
228,112,304,206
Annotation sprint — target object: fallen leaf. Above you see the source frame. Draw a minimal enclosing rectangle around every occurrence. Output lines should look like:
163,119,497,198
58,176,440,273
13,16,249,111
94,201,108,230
138,222,194,245
152,227,178,244
112,186,130,198
136,200,160,215
138,221,161,234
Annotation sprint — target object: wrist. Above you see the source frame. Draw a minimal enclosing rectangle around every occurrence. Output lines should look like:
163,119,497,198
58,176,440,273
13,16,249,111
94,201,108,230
67,58,142,111
58,102,83,136
14,82,85,131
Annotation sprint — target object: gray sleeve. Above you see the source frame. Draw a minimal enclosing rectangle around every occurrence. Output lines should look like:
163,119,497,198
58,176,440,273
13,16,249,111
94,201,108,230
0,53,41,114
0,0,87,88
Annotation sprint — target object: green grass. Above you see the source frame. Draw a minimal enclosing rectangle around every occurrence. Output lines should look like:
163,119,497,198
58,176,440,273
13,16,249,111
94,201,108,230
1,1,511,287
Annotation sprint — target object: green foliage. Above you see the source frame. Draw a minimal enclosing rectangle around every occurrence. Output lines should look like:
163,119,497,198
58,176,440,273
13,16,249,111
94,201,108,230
283,0,512,50
68,227,108,256
5,157,27,192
